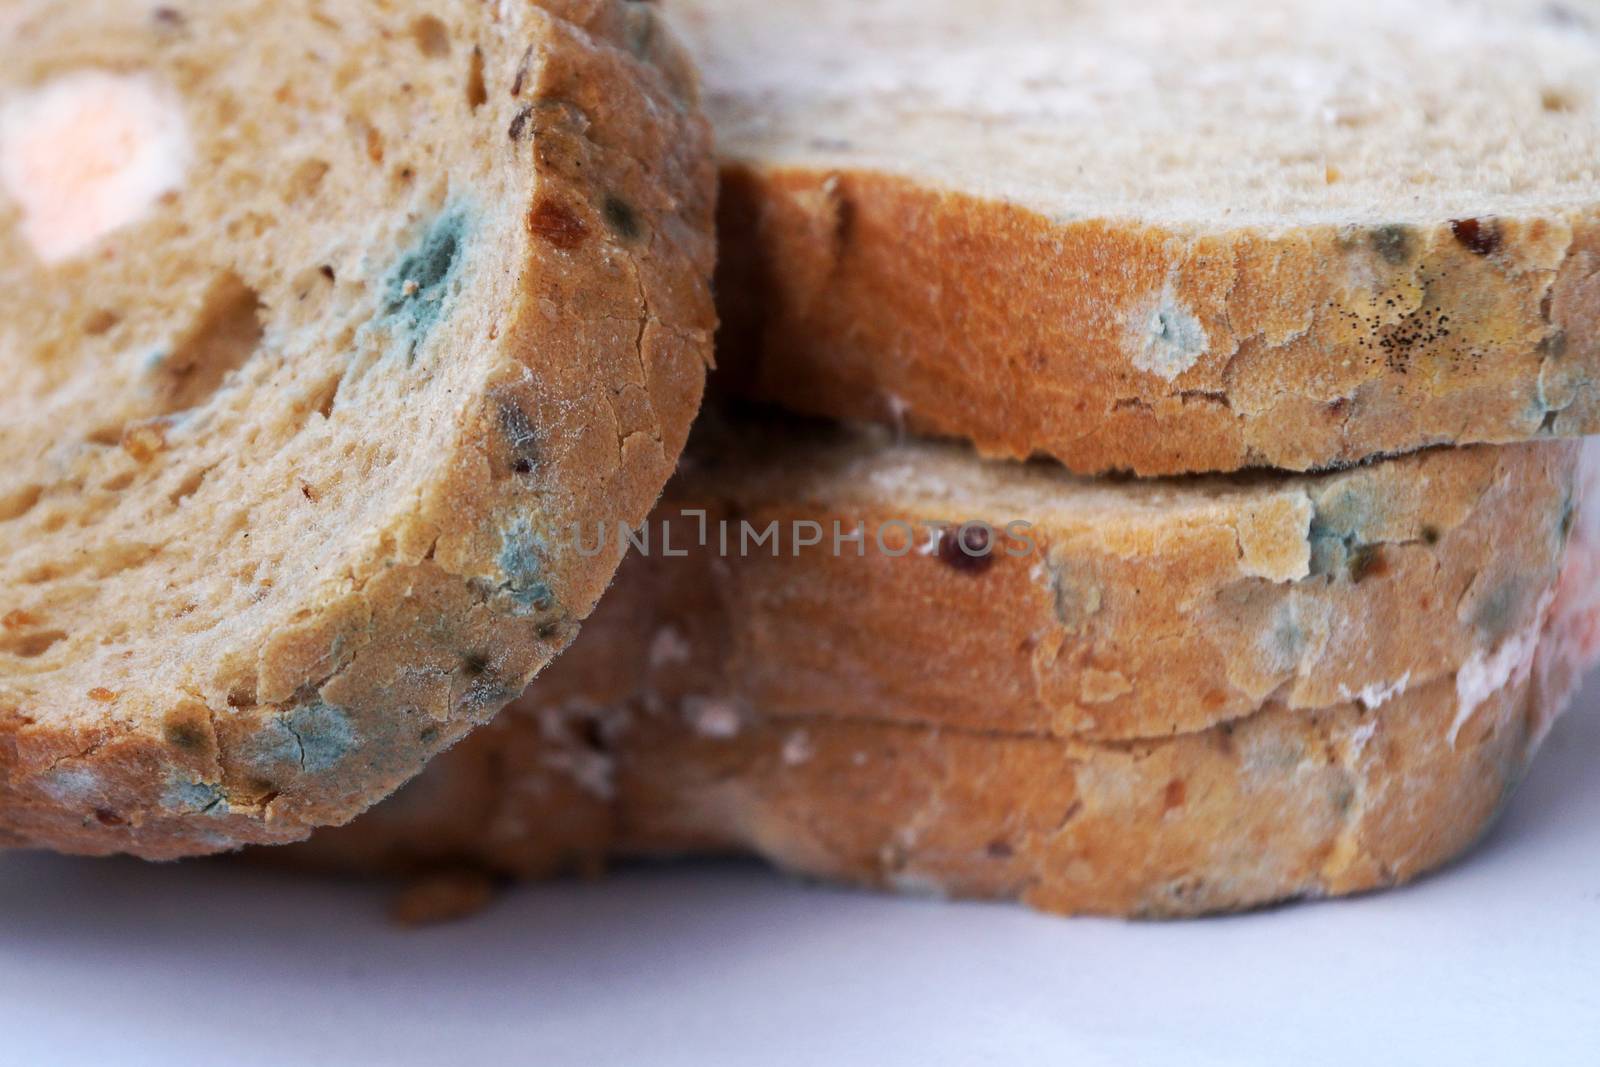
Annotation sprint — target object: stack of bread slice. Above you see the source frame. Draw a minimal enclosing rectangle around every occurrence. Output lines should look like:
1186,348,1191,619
5,0,1600,919
282,0,1600,916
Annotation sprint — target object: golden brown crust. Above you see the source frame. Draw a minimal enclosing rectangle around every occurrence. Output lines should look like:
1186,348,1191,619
0,0,715,859
275,432,1596,916
715,165,1600,475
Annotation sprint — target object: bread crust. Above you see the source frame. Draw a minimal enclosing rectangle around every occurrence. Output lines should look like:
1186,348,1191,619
276,433,1598,916
716,166,1600,475
0,0,716,858
649,427,1579,743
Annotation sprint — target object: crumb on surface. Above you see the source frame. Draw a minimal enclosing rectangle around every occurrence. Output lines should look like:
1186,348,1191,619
388,869,498,927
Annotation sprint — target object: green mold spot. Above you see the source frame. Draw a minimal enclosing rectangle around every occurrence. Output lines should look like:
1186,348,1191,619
163,720,208,752
377,208,469,363
498,516,553,614
247,701,356,773
1369,224,1414,266
1559,495,1578,544
602,195,641,241
1346,543,1388,584
1308,486,1384,580
161,774,228,816
1471,579,1527,642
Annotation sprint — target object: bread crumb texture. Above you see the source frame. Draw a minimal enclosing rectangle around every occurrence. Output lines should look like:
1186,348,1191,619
676,0,1600,473
277,420,1600,916
0,0,715,858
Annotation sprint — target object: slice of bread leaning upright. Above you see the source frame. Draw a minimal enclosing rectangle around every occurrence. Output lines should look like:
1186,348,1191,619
679,0,1600,474
0,0,716,858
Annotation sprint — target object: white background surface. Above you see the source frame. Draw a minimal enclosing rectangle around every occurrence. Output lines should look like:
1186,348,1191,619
3,677,1599,1066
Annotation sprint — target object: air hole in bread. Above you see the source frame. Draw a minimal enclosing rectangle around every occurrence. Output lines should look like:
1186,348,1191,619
290,264,337,304
102,471,136,493
290,158,330,201
0,629,66,658
307,373,341,420
82,309,120,336
93,542,161,580
85,424,124,448
0,484,43,522
411,16,450,58
19,565,56,585
157,273,263,413
168,464,214,505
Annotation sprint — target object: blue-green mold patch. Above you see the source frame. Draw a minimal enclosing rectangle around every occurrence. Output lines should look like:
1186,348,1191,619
1470,578,1528,643
374,208,470,363
1263,608,1308,672
161,774,228,816
498,516,553,613
1307,486,1378,578
248,701,356,773
41,767,102,804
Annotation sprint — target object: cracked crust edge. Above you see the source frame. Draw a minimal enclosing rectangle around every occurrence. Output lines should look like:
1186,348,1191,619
714,164,1600,476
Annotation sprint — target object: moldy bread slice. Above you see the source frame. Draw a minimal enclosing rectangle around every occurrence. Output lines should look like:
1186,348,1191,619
676,0,1600,474
0,0,716,857
276,424,1600,916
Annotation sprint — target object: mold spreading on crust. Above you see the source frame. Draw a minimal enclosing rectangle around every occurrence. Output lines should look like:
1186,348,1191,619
0,0,719,860
1367,224,1414,266
0,71,190,263
248,702,357,773
376,207,469,362
1257,594,1331,674
1036,558,1103,633
1307,485,1383,578
39,766,102,804
1129,282,1208,381
497,516,554,614
161,774,228,815
1450,590,1553,747
1340,671,1411,711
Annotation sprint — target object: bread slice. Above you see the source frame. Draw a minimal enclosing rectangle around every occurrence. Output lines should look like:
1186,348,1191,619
276,423,1599,916
676,0,1600,474
0,0,716,858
